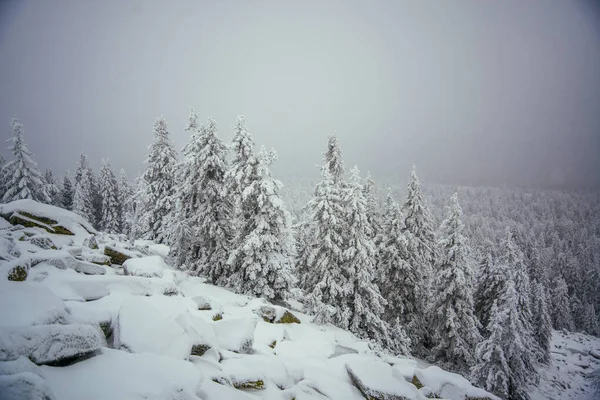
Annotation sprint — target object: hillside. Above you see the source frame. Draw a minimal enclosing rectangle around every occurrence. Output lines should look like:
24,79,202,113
0,200,598,400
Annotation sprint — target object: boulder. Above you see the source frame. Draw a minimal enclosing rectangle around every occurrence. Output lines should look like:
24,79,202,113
104,246,132,265
0,281,71,327
276,310,301,324
346,359,418,400
6,265,27,281
414,366,498,400
123,256,165,278
83,235,99,250
0,372,57,400
113,296,191,359
28,236,57,250
253,304,300,324
190,295,212,311
74,261,107,276
0,324,101,365
214,315,257,354
175,311,218,357
255,305,277,322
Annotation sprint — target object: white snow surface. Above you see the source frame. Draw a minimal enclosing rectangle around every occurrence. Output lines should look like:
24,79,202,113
2,200,592,400
123,255,166,278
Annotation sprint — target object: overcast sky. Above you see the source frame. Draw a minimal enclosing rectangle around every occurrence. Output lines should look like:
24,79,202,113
1,0,599,189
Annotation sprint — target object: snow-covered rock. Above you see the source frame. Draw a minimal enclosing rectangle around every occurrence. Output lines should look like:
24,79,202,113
346,357,419,400
123,255,166,278
0,199,96,236
0,372,57,400
42,348,202,400
0,324,101,365
414,366,498,400
214,315,257,354
113,296,191,359
0,281,71,327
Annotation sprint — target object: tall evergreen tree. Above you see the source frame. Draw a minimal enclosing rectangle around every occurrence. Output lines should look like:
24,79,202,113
531,281,552,363
400,165,437,351
474,243,509,335
60,170,74,210
1,118,49,203
582,302,599,336
188,118,232,283
363,172,381,240
73,165,95,223
430,193,481,373
472,277,537,400
323,131,345,183
551,276,574,331
43,169,61,206
227,147,296,300
141,117,177,242
303,169,348,324
377,190,422,346
0,154,5,199
99,159,121,233
343,166,409,353
118,169,134,235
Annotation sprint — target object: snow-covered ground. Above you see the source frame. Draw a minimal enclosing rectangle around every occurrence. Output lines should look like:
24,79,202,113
0,200,597,400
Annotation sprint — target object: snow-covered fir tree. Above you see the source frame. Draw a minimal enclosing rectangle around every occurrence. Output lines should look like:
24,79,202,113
550,276,574,331
430,193,481,373
43,169,61,206
472,274,536,400
531,281,552,364
141,117,177,242
186,118,232,282
343,166,410,354
302,169,348,324
73,164,96,223
363,172,381,240
500,229,538,377
60,170,74,210
323,131,345,183
377,189,422,347
118,169,134,235
474,243,508,335
129,176,150,241
1,118,49,203
99,159,121,233
471,300,510,399
227,147,296,300
583,302,599,336
400,165,437,352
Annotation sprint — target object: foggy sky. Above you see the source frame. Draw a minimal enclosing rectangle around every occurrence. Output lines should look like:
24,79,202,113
1,0,599,189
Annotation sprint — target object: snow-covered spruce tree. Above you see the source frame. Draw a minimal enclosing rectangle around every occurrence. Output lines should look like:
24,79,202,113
550,275,574,331
43,169,61,206
323,131,345,183
363,172,381,240
118,169,134,235
471,301,510,399
343,166,409,354
223,115,256,277
297,132,347,290
474,242,509,336
501,228,538,376
187,118,232,282
60,170,74,210
400,165,437,352
303,169,350,325
141,117,177,242
472,277,536,400
73,164,96,223
227,147,296,301
1,118,49,203
377,189,422,347
582,302,599,336
99,159,121,233
164,198,194,269
531,281,552,363
129,176,150,241
430,193,481,373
